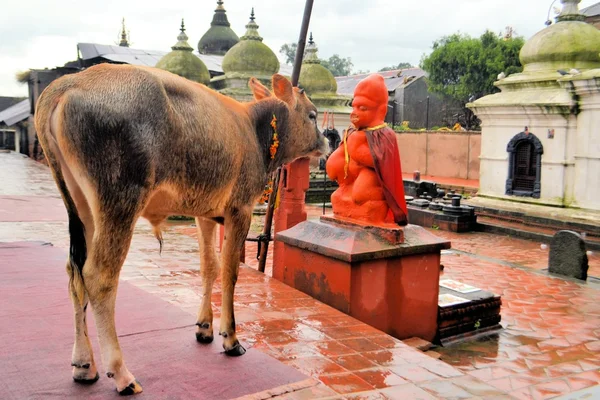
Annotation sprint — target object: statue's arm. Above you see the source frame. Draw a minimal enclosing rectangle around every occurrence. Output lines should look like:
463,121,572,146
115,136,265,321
351,142,375,168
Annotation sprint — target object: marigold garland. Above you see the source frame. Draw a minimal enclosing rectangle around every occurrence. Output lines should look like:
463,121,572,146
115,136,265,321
269,114,279,159
258,115,280,204
259,179,273,204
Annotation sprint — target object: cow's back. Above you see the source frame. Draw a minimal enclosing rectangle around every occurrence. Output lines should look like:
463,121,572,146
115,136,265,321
44,64,262,215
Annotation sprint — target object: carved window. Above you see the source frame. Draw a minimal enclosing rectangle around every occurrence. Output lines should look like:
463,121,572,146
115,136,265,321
505,131,543,198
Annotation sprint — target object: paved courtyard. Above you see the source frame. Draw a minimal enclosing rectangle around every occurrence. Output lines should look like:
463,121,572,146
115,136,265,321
0,150,599,399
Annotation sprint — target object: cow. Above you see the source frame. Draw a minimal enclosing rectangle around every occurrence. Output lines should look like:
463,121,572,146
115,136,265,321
34,63,329,395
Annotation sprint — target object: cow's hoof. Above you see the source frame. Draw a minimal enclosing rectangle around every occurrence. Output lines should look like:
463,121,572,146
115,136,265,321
224,341,246,357
73,372,100,384
118,380,143,396
196,331,214,344
196,323,214,344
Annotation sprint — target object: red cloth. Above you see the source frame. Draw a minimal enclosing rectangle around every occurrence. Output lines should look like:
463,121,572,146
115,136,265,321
362,127,408,225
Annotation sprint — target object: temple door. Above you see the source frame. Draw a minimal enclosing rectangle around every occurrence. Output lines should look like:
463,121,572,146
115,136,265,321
513,141,536,192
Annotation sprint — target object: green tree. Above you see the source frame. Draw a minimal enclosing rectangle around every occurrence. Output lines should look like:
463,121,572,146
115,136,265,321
420,30,525,129
320,54,354,77
379,62,413,71
279,43,298,65
279,43,353,76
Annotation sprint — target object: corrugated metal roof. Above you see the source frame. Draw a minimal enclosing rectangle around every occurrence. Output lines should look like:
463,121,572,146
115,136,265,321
0,100,29,126
77,42,293,76
335,68,427,96
0,97,26,113
582,2,600,16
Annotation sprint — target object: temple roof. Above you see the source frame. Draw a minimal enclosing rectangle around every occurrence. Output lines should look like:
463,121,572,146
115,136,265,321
221,9,280,76
581,2,600,16
75,43,293,75
198,1,240,55
155,20,210,84
520,0,600,72
298,33,338,94
118,18,130,47
335,68,426,96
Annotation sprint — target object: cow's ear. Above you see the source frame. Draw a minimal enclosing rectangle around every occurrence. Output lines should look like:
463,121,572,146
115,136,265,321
272,74,296,107
249,77,272,101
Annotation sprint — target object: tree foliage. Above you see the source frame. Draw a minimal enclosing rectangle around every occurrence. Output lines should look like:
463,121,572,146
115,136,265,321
320,55,354,77
379,62,413,72
420,30,525,129
279,43,354,76
279,43,298,65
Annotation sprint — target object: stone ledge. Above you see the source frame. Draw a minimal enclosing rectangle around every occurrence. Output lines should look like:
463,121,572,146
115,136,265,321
275,219,450,263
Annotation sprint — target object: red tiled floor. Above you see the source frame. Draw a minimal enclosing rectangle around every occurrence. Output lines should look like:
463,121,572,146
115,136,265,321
332,354,377,371
318,372,374,394
437,249,600,399
3,151,600,399
353,368,407,389
401,173,479,191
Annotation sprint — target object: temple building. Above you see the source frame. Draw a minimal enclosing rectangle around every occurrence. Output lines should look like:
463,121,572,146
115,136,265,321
118,18,130,47
298,33,351,128
582,2,600,28
211,9,281,101
198,1,239,55
156,20,210,85
470,0,600,211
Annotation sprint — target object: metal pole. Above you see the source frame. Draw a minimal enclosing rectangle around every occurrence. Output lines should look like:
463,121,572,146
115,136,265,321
425,96,430,130
291,0,315,86
257,0,314,273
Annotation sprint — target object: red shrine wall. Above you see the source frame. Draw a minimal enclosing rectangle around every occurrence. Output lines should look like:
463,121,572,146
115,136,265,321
396,131,481,180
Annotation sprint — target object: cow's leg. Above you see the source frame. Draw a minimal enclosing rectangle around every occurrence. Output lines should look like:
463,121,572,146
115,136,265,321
195,218,219,343
70,286,99,383
84,218,142,395
219,207,251,356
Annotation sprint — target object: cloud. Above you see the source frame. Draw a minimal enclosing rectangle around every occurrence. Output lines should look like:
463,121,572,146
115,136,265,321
0,0,597,96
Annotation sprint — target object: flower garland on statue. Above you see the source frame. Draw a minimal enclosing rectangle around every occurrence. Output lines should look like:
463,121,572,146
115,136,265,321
259,114,280,204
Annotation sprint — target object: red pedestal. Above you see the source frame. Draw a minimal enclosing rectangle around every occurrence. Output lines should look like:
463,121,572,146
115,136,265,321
273,158,310,280
275,217,450,342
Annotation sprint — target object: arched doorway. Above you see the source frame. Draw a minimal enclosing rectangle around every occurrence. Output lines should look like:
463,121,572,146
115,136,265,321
505,131,543,198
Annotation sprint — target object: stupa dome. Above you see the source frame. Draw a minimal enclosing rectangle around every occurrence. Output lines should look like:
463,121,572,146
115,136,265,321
520,0,600,72
156,19,211,85
299,33,338,94
198,1,240,56
221,9,279,76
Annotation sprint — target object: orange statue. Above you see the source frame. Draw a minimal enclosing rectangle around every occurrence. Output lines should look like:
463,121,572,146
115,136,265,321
326,74,408,226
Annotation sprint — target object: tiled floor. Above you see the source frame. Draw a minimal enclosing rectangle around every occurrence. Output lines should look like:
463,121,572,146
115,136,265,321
430,230,599,278
437,251,600,399
1,151,600,399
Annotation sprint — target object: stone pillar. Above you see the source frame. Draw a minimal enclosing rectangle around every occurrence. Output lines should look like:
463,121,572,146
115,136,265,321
272,158,310,280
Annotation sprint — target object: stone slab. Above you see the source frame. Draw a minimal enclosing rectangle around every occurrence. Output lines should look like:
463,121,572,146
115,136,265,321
549,230,589,280
437,285,502,345
275,219,450,263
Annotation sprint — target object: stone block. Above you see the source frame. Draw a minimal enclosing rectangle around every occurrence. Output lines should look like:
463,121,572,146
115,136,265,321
549,230,589,280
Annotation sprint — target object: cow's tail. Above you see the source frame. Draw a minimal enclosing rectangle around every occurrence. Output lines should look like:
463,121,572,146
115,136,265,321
35,82,87,307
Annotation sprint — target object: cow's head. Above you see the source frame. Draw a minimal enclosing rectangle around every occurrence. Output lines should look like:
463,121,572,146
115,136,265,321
249,75,329,164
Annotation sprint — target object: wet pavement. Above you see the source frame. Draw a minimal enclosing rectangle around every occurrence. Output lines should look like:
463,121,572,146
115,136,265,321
1,150,599,399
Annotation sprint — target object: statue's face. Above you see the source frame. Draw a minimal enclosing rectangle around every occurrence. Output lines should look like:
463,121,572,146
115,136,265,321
350,95,387,129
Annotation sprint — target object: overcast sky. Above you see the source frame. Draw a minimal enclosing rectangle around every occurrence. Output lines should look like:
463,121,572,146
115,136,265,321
0,0,597,97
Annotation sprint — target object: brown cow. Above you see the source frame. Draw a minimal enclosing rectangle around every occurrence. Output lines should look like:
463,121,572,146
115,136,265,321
34,63,328,395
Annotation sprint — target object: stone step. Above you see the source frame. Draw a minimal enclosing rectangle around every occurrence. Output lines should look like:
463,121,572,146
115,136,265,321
476,215,600,251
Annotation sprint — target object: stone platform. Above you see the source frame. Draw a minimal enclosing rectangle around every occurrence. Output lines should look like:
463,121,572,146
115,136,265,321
437,279,502,346
275,216,450,342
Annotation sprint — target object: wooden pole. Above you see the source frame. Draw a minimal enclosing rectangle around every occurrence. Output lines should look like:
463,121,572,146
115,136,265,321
257,170,280,272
